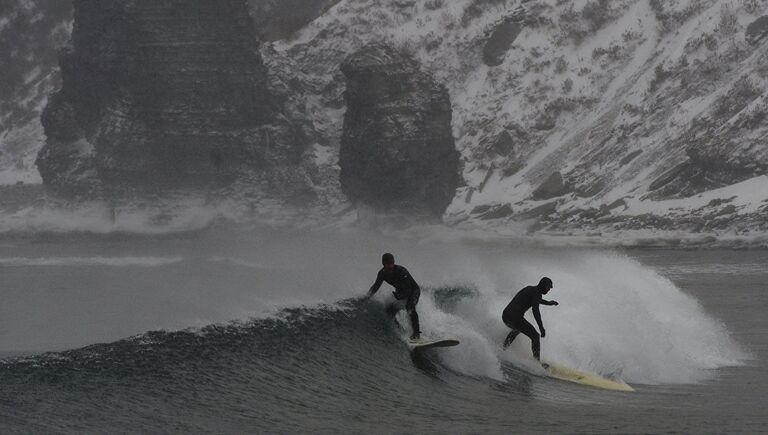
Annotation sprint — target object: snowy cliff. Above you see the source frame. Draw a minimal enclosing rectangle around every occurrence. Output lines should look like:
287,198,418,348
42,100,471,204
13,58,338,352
2,0,767,241
0,0,71,185
272,0,768,238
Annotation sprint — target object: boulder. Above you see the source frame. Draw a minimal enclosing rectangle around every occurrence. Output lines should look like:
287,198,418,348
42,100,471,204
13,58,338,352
531,171,572,200
746,16,768,45
482,18,523,66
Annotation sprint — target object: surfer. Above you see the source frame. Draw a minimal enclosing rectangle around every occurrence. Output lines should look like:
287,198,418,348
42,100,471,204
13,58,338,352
366,253,421,340
502,277,558,362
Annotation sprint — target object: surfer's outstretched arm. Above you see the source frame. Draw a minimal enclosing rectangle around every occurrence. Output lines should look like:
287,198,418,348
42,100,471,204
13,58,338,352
541,299,559,306
367,270,384,296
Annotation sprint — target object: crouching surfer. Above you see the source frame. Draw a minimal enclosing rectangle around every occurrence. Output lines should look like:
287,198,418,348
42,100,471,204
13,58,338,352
366,253,421,340
502,277,558,366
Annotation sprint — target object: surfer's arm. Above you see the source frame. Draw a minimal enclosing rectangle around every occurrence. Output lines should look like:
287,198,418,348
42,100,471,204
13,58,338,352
367,271,384,296
541,299,559,306
408,273,420,291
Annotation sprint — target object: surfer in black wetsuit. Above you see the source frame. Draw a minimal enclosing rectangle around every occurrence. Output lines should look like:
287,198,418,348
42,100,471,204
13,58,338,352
367,253,421,340
502,277,558,362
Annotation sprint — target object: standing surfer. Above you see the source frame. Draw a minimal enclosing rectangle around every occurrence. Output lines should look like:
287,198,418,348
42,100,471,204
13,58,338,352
502,277,558,363
367,253,421,340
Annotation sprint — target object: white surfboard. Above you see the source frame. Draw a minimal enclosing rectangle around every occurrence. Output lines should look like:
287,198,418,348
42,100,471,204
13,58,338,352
542,361,635,392
407,337,460,350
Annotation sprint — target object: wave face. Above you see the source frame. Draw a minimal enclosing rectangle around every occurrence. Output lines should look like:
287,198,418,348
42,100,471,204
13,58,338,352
0,227,754,432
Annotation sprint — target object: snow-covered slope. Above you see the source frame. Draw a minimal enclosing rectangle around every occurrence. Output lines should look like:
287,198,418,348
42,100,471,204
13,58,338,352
272,0,768,237
2,0,767,243
0,0,71,185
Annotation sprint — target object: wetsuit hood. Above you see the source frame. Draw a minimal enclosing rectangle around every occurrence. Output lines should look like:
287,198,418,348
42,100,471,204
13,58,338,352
538,277,553,292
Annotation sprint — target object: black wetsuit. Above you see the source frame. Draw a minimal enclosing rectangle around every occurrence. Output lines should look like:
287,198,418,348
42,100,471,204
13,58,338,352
502,285,555,359
369,265,421,335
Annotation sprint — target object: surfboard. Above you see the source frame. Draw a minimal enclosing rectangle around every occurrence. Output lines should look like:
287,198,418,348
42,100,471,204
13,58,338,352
543,361,635,392
407,337,460,350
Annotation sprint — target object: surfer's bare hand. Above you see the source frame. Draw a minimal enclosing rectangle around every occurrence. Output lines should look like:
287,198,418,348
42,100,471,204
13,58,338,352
540,328,546,338
551,300,559,306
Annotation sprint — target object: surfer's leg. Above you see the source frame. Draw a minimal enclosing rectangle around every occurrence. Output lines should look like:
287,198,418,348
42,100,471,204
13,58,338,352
518,319,541,360
406,289,421,339
502,317,521,348
503,329,520,348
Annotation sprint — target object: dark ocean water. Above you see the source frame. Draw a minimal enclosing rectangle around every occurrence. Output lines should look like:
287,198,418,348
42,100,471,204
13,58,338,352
0,228,765,434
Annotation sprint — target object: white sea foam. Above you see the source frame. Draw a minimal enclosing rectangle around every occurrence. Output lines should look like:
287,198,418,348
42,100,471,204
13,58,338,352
409,250,749,385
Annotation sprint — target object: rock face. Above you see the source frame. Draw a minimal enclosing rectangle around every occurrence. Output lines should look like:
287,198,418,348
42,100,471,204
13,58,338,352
745,16,768,45
531,172,571,200
0,0,72,184
247,0,341,41
339,43,459,219
37,0,304,196
482,17,523,67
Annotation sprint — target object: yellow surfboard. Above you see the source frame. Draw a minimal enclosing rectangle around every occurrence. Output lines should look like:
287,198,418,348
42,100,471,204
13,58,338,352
543,362,635,392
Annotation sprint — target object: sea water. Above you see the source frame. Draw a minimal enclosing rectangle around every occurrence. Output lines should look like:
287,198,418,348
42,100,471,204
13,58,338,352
0,226,765,433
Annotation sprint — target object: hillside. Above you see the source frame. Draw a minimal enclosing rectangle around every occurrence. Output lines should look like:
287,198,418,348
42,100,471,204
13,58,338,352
1,0,767,243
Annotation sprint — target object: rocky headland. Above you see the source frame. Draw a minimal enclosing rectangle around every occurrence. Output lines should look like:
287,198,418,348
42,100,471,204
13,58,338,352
339,43,459,220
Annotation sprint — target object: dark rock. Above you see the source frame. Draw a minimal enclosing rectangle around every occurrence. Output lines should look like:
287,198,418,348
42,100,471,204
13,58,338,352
0,1,72,177
577,208,602,220
649,125,767,198
37,0,307,196
619,149,642,166
35,138,101,198
603,198,626,211
483,18,523,67
518,201,558,219
339,43,460,219
0,1,72,126
745,16,768,45
476,203,513,220
714,204,737,216
491,130,515,155
532,172,572,200
247,0,340,41
532,113,556,131
0,184,46,213
478,164,495,191
707,197,735,207
470,204,494,214
648,162,687,191
574,178,605,198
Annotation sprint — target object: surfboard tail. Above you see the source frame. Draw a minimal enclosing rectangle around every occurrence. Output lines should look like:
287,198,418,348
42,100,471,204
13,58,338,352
544,362,635,392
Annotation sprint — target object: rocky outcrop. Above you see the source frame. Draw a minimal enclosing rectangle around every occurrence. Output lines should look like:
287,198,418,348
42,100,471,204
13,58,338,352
745,16,768,45
37,0,307,196
483,17,523,67
339,43,459,219
648,75,768,199
531,172,571,200
0,0,72,183
0,0,71,128
247,0,341,41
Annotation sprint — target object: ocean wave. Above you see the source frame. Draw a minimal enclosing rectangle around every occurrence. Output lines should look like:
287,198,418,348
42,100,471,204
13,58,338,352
0,263,748,389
